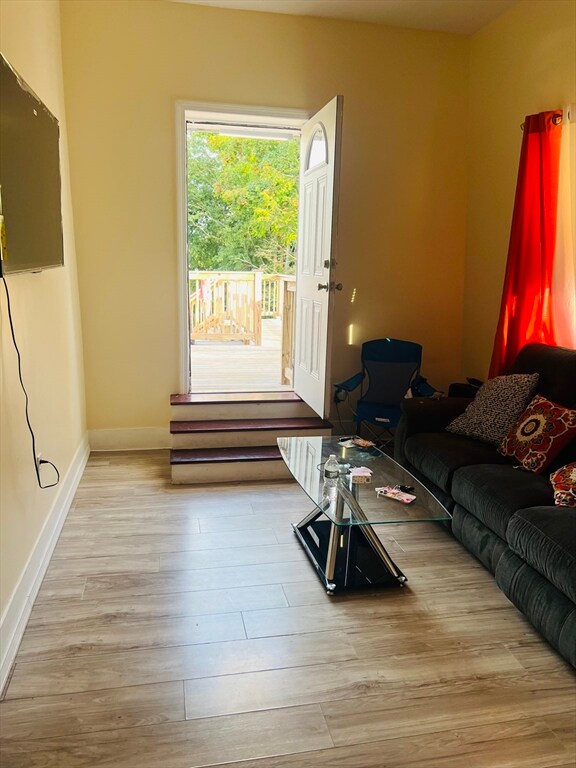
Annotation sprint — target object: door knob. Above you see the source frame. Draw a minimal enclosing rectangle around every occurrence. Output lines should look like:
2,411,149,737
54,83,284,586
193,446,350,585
317,283,329,291
318,282,343,292
334,283,343,291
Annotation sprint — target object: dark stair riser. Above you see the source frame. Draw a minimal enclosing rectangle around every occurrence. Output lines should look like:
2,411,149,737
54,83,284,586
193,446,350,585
170,418,332,435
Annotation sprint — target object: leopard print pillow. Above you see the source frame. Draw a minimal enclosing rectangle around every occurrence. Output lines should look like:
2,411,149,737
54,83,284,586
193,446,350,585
446,373,539,446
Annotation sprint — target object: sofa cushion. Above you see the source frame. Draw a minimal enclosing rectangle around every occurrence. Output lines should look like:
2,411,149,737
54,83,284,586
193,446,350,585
403,433,508,493
506,506,576,603
499,395,576,473
446,373,539,446
495,549,576,668
451,505,509,574
451,464,554,539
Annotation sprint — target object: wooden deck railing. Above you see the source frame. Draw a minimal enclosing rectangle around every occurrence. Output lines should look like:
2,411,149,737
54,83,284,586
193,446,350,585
281,278,296,385
189,271,295,346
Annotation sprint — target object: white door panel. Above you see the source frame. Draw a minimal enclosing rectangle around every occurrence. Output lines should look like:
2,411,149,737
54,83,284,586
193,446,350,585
293,96,343,418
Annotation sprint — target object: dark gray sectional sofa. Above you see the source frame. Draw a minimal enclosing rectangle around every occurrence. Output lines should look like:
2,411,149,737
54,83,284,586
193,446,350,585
395,343,576,667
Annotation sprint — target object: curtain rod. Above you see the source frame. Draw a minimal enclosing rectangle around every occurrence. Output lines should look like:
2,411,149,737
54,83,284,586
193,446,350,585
521,105,576,130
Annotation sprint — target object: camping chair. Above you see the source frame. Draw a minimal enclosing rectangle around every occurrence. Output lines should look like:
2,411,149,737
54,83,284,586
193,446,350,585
333,338,424,447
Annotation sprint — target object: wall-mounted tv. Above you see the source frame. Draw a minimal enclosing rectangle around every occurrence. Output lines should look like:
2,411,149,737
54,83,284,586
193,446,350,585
0,53,64,275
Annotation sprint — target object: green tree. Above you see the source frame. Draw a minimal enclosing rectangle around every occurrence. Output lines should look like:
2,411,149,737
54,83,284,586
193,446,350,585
186,131,299,273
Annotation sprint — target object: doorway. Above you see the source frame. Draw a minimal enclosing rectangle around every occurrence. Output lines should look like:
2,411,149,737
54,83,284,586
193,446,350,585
176,98,343,418
177,103,308,395
187,124,299,393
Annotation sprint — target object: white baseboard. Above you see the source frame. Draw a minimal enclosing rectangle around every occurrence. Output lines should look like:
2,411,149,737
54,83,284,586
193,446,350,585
0,434,90,694
89,427,170,451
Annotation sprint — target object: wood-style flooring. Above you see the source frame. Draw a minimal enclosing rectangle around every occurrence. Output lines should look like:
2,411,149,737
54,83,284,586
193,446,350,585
1,451,574,767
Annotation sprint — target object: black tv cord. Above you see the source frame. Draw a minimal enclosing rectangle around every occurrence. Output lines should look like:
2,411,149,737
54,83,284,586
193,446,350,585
1,274,60,489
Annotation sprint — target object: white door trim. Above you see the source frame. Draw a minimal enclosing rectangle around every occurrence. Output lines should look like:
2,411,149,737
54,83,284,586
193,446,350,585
176,101,189,394
175,100,310,394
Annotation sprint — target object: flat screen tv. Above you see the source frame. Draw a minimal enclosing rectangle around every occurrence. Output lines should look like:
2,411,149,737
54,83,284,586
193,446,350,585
0,53,64,275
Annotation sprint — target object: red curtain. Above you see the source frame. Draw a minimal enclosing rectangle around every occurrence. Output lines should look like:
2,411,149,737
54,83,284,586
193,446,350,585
489,111,563,377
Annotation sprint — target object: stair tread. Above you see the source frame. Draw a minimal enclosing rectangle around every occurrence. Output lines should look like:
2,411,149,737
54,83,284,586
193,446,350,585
170,417,332,434
171,446,283,464
171,392,302,406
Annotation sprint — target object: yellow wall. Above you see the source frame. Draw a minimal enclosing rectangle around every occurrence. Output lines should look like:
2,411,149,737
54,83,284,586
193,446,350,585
464,0,576,378
0,1,86,612
60,0,469,433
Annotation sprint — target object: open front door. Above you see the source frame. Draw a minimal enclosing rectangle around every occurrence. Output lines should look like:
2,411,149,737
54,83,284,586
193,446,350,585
293,96,343,418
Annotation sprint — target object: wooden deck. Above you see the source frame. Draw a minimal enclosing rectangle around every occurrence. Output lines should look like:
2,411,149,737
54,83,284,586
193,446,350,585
190,317,290,393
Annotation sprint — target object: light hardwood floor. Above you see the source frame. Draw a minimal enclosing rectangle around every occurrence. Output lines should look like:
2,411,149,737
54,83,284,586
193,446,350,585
1,451,574,767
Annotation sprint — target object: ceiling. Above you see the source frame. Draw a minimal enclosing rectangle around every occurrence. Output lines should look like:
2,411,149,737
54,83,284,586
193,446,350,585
170,0,521,35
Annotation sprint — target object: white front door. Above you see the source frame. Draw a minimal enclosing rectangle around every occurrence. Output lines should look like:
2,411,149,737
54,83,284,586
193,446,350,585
293,96,343,418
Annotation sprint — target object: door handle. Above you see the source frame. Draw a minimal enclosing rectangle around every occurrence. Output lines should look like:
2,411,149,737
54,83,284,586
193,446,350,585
318,282,343,292
317,283,329,291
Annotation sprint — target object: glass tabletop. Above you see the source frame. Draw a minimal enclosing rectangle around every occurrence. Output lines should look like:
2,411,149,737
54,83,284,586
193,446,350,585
278,436,452,527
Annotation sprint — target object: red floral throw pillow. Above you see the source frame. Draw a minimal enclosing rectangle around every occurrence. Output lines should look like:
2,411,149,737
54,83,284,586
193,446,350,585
499,395,576,473
550,462,576,507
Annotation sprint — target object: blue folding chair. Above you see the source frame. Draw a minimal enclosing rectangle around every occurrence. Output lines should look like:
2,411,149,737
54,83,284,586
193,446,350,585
334,338,425,446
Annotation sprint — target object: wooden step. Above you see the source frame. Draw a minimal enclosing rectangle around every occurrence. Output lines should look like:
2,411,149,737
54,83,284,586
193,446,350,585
171,392,303,405
170,446,292,484
170,392,315,421
170,417,332,449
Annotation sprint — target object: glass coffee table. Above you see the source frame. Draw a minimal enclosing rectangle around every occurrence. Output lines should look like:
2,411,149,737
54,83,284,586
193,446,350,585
278,436,451,594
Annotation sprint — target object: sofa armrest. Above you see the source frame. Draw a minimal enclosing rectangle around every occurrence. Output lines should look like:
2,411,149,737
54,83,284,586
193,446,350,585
394,397,472,465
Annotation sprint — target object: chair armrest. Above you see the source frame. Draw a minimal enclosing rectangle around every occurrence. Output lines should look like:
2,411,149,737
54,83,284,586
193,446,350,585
394,397,472,465
334,371,364,394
